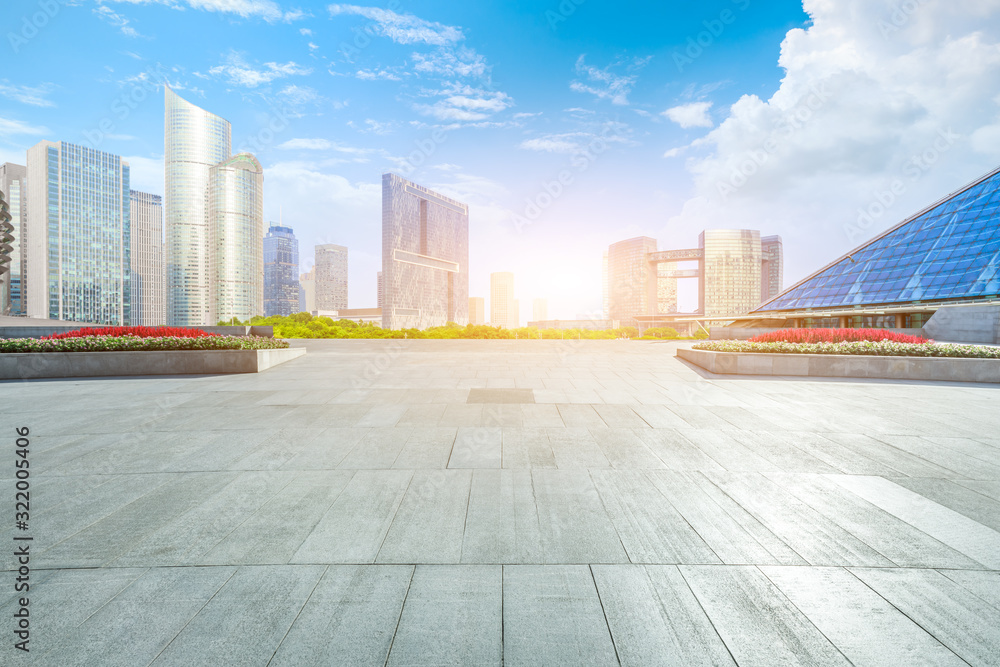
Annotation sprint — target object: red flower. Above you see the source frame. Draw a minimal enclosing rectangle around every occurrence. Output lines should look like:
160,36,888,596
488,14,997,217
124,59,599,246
42,326,220,340
748,328,928,345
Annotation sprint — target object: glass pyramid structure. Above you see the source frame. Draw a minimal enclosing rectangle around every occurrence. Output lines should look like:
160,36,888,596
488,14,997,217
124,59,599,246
755,167,1000,313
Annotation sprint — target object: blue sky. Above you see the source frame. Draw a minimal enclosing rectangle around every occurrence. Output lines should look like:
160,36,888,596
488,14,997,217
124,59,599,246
3,0,1000,318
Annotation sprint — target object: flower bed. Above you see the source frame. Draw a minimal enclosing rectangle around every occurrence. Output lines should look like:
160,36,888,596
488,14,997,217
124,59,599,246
693,339,1000,359
42,326,218,340
749,327,927,344
0,334,288,354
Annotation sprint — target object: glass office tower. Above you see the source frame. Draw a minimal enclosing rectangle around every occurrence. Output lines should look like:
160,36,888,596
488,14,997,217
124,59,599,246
165,85,231,326
208,153,263,324
26,141,130,324
129,190,164,326
382,174,469,329
264,223,299,317
0,163,26,315
699,229,763,318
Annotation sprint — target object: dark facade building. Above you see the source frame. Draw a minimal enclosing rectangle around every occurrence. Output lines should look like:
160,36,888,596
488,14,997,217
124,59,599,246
264,224,299,317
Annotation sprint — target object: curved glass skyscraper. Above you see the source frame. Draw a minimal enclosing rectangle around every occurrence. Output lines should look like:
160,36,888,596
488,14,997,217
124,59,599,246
208,153,263,324
164,86,231,326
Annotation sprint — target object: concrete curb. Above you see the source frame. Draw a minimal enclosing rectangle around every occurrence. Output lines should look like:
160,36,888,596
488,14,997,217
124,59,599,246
677,347,1000,384
0,347,305,380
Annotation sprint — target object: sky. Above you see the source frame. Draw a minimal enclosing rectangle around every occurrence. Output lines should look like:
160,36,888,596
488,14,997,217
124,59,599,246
2,0,1000,320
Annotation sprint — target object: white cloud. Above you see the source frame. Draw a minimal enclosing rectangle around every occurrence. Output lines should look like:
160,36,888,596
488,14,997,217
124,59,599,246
665,0,1000,296
102,0,304,23
411,46,487,78
348,118,395,134
277,84,320,105
513,112,542,119
94,5,144,37
519,135,587,154
327,4,463,45
414,86,513,123
207,52,312,87
300,27,312,35
0,118,49,137
570,55,649,106
0,82,56,107
663,101,714,129
356,68,402,81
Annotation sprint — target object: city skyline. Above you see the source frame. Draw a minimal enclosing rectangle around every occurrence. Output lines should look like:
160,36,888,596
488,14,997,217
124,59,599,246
4,2,998,318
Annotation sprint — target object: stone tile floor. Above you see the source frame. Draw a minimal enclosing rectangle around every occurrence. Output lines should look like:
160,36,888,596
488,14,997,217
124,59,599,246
2,339,999,665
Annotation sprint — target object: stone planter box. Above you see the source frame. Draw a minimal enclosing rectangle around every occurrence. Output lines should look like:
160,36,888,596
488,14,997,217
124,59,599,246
0,347,305,380
677,347,1000,384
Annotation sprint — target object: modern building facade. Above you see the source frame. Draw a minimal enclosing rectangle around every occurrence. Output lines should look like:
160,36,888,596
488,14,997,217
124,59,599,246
264,224,299,317
469,296,485,325
0,163,26,315
298,267,315,313
602,250,609,320
315,244,348,311
129,190,164,326
608,230,783,327
749,165,1000,331
377,271,384,309
0,187,12,315
382,174,469,329
533,298,548,322
207,153,263,324
26,141,131,324
607,237,658,325
490,272,515,328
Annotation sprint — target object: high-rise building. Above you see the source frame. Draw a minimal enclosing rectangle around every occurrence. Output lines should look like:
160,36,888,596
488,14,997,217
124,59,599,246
0,187,11,315
761,235,783,304
699,229,764,319
165,85,231,326
607,237,658,325
533,298,548,323
468,296,485,325
0,163,26,315
129,190,164,326
26,141,131,324
207,153,263,324
315,244,348,311
490,272,515,328
382,173,469,330
25,141,131,324
608,230,782,326
298,267,315,313
377,270,384,309
264,223,299,317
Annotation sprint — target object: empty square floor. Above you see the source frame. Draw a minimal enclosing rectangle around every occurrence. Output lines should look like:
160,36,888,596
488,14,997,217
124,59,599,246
3,339,1000,666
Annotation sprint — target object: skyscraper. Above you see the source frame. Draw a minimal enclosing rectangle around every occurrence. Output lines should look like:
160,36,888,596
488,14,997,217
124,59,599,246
533,298,548,322
760,234,784,304
130,190,164,326
315,244,348,311
207,153,263,324
0,187,11,316
490,272,515,328
468,296,485,325
264,223,299,317
382,173,469,330
299,267,315,313
607,237,658,325
26,141,131,324
699,229,763,318
164,85,231,326
0,163,26,315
